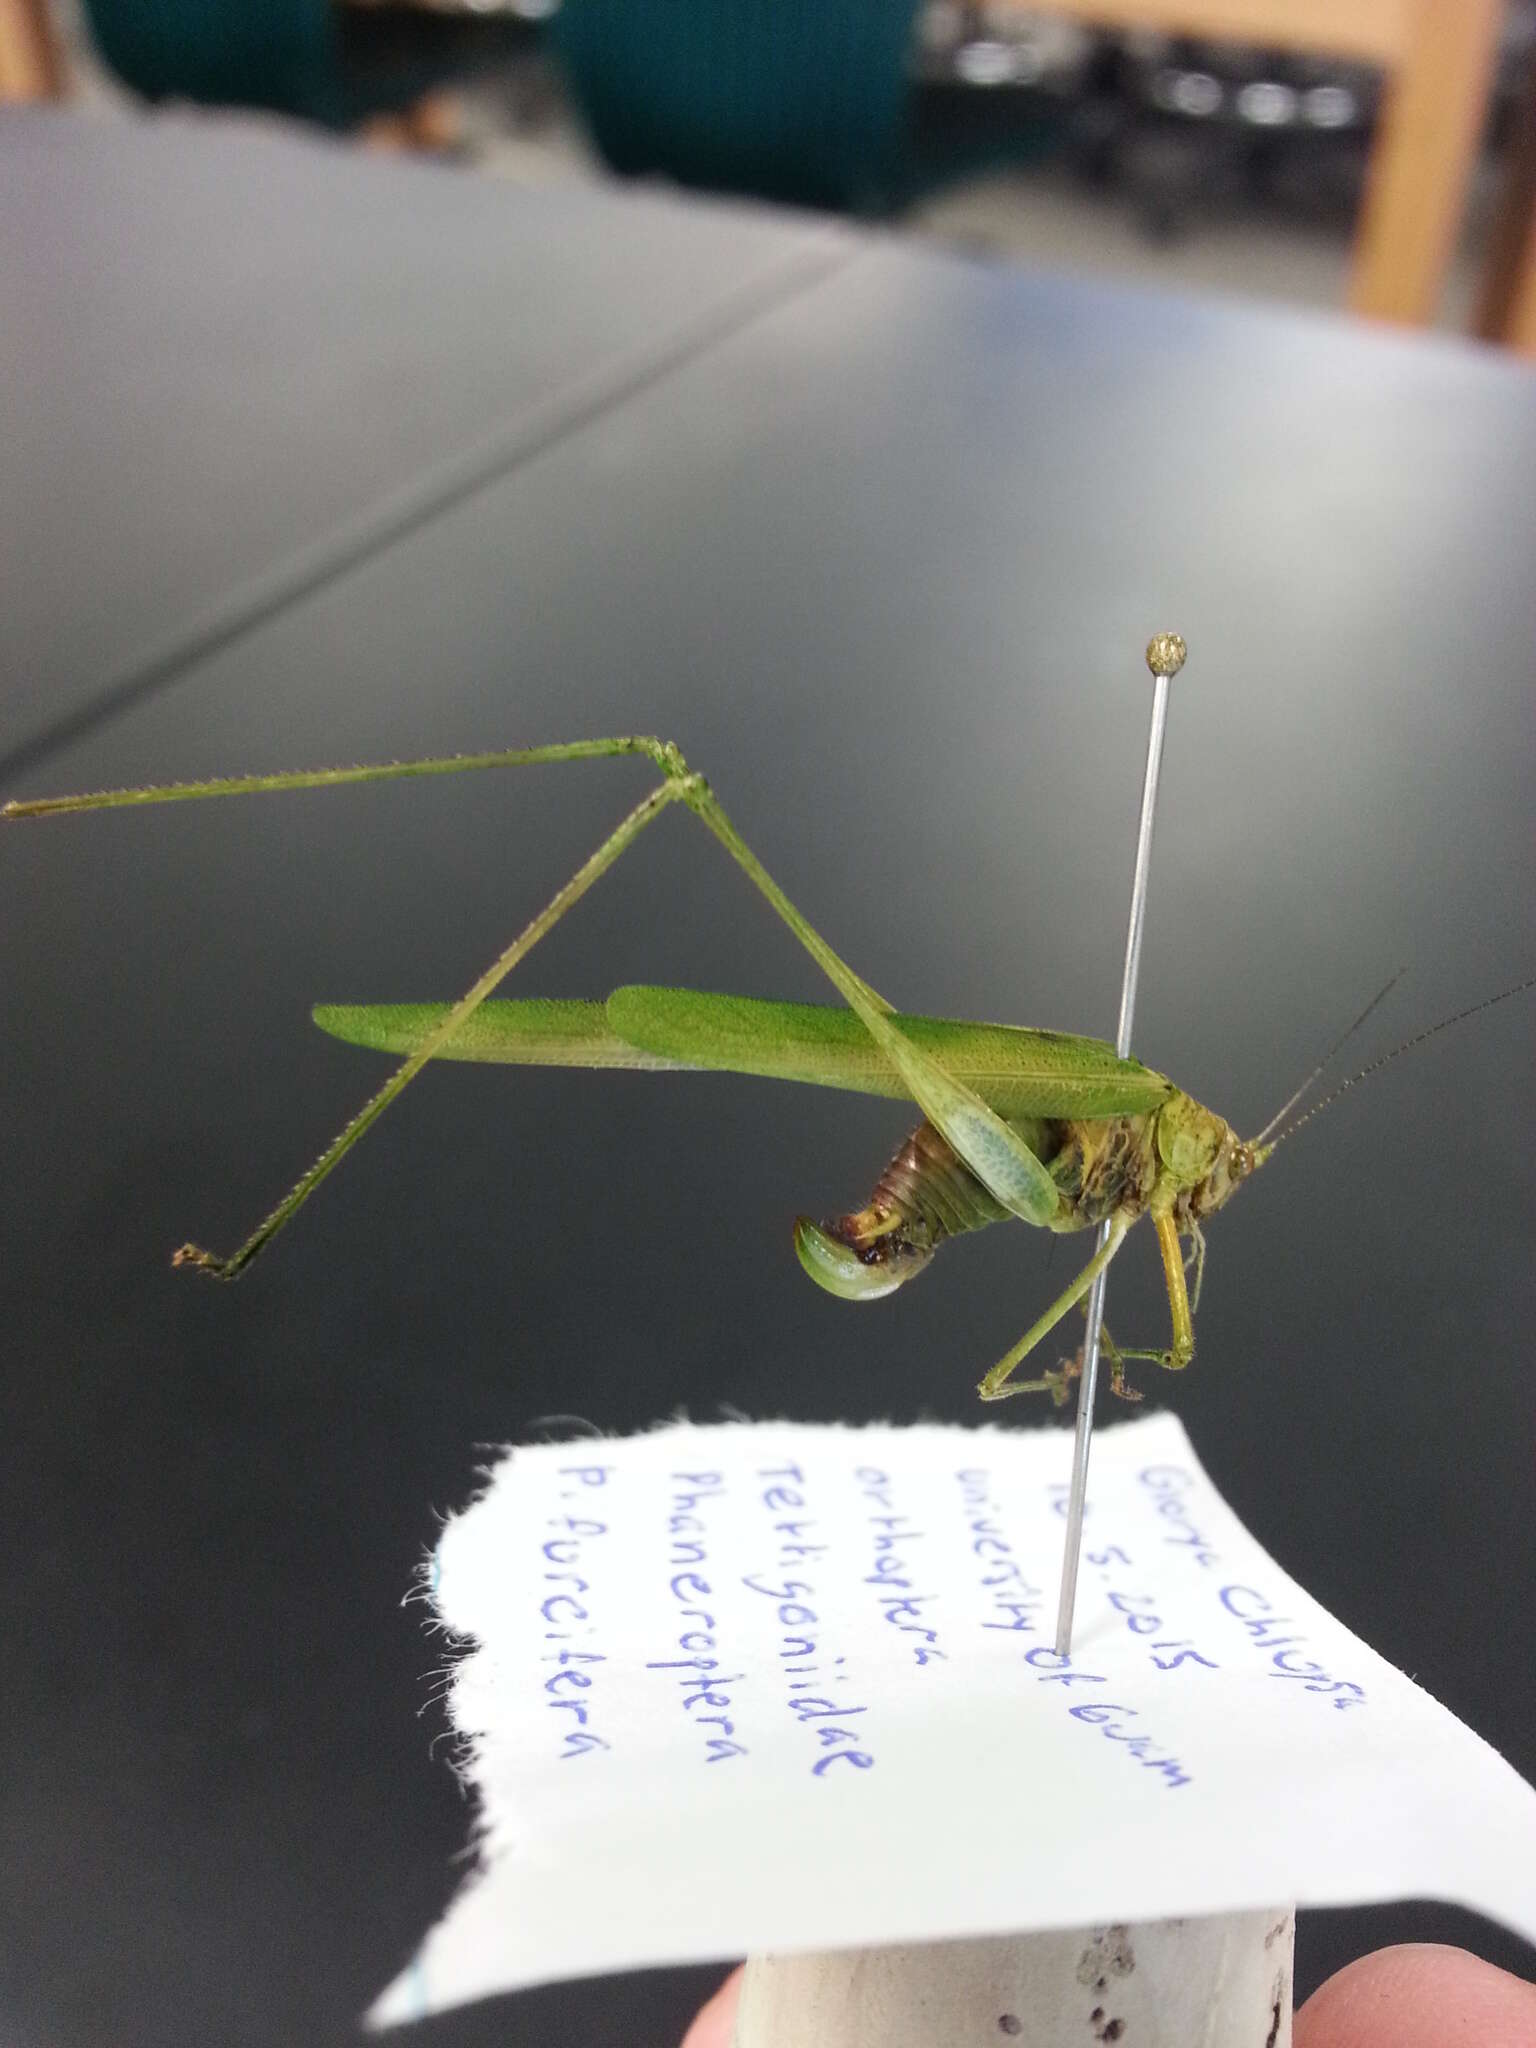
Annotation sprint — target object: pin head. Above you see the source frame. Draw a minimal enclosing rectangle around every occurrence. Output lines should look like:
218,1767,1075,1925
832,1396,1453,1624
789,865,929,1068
1145,632,1187,678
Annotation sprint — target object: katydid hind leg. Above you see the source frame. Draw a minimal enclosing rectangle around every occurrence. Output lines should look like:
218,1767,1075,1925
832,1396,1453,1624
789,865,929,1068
1,735,689,819
176,772,689,1276
13,735,1059,1279
678,781,1059,1229
6,737,692,1275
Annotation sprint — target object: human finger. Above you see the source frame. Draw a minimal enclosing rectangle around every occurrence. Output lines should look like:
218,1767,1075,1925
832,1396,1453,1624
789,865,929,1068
680,1965,744,2048
1295,1942,1536,2048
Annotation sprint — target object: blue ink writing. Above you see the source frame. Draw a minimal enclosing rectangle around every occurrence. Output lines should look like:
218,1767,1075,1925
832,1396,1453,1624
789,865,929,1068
645,1469,749,1764
957,1469,1046,1635
1218,1585,1367,1708
541,1467,615,1759
1025,1650,1192,1788
1138,1465,1221,1569
744,1462,875,1776
854,1466,946,1666
1087,1548,1219,1672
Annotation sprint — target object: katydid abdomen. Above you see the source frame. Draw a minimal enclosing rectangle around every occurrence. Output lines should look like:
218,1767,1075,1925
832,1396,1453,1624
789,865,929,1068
794,1108,1164,1301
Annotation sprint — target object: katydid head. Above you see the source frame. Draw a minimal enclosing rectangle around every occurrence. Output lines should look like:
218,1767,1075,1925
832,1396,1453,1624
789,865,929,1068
1178,1124,1268,1222
1155,1094,1266,1222
1154,1095,1225,1184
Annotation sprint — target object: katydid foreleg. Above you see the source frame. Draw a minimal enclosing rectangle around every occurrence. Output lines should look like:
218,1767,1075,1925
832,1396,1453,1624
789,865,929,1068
1070,1214,1198,1392
1185,1220,1208,1315
1153,1210,1195,1370
984,1210,1206,1403
1097,1325,1144,1404
1047,1322,1146,1407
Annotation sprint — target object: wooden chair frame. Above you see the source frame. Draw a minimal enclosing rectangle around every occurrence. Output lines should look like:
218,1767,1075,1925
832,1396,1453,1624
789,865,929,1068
1023,0,1506,325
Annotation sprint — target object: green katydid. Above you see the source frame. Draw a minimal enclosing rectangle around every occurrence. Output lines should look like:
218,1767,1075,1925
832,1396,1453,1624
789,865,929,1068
5,736,1527,1405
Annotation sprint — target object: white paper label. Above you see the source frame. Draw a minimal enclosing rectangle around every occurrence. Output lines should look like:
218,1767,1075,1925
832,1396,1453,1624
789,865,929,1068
371,1413,1536,2027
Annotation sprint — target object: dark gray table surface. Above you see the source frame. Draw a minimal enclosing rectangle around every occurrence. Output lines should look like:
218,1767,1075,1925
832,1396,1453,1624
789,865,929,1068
4,109,1534,2048
1,109,847,768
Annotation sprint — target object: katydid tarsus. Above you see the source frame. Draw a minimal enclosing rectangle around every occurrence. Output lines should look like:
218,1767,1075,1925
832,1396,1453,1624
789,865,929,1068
6,739,1530,1405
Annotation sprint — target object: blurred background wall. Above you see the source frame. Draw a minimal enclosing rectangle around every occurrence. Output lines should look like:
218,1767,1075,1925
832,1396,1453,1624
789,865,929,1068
4,0,1535,348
